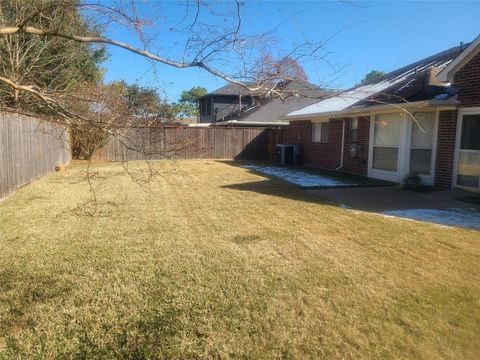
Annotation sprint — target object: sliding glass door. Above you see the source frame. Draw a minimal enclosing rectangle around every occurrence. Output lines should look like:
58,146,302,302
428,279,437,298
456,113,480,190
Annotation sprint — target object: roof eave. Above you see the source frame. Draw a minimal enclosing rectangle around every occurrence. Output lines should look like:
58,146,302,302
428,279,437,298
436,35,480,83
215,120,289,127
285,99,460,120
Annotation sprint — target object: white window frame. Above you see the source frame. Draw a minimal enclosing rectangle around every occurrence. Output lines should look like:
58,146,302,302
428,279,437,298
453,107,480,192
348,117,359,141
367,110,439,184
406,111,438,184
368,112,405,181
312,120,329,143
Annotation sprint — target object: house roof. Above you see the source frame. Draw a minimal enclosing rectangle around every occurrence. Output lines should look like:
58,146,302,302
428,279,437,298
204,82,264,97
203,80,329,125
286,43,467,119
437,35,480,82
204,79,327,101
230,80,329,123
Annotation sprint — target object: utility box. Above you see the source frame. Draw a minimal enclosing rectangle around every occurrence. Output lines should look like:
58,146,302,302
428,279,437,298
275,144,302,166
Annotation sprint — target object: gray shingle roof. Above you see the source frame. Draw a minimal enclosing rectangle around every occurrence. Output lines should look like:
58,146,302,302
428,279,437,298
211,80,330,123
287,44,466,118
206,82,262,97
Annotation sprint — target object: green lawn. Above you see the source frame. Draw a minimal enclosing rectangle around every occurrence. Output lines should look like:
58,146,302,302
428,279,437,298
0,160,479,359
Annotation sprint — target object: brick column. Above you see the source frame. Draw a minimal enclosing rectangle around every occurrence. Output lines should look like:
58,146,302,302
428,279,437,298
435,110,457,188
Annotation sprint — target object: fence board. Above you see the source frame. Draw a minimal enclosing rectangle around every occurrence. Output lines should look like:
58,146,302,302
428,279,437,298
0,112,71,199
92,126,282,162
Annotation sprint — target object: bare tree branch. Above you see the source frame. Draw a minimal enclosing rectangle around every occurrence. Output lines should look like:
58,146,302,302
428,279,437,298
0,24,253,88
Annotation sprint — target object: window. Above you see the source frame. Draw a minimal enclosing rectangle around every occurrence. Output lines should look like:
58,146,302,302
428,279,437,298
200,98,212,117
457,152,480,188
200,99,206,116
409,112,435,175
457,114,480,188
372,113,401,171
373,147,399,171
460,114,480,150
206,98,212,116
348,118,358,141
312,121,329,143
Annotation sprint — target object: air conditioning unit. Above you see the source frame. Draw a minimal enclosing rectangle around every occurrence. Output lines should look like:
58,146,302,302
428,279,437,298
275,144,302,166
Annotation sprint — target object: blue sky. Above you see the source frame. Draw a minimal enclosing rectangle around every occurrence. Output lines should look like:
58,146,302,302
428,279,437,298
102,1,480,102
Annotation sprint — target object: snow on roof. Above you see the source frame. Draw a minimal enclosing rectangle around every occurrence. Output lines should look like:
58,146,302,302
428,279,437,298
286,45,462,118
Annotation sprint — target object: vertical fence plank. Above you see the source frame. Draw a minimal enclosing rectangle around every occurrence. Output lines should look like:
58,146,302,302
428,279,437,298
0,112,70,199
92,126,283,162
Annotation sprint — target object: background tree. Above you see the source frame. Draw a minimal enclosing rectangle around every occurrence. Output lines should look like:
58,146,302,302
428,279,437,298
0,0,106,113
175,86,208,118
256,54,309,83
68,82,131,160
361,70,386,84
112,80,176,125
69,80,178,159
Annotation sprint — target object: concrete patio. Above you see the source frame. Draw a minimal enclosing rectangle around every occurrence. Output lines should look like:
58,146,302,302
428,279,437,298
308,186,477,212
309,186,480,230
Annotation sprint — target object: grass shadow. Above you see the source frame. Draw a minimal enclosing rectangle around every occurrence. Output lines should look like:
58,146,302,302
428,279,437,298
221,179,333,206
218,160,395,189
231,234,263,245
219,160,395,207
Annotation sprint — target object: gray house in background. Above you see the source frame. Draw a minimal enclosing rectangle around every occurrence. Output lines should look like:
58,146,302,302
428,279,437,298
198,80,328,127
199,83,258,124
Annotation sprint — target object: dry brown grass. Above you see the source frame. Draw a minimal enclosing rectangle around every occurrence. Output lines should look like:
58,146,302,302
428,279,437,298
0,160,479,359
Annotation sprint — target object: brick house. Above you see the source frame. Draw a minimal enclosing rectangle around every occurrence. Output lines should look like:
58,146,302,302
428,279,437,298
284,36,480,192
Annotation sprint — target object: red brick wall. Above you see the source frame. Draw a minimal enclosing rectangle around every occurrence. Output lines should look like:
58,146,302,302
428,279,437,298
435,110,457,188
283,120,342,169
283,120,312,146
433,50,480,188
341,116,370,176
454,51,480,108
284,116,370,176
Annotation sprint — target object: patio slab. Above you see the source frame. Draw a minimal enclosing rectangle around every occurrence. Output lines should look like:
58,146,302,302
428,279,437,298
308,186,476,212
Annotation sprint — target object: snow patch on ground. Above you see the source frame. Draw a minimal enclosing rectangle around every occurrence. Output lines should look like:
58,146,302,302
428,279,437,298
242,165,358,187
381,208,480,230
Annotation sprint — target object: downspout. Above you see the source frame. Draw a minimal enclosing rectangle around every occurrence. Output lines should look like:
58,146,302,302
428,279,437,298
336,118,346,170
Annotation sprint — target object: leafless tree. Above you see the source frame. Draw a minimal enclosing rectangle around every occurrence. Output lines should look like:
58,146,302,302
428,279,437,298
0,1,331,107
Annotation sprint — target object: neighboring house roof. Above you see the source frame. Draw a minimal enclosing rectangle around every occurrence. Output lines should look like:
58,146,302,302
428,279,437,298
209,80,329,125
286,44,466,119
231,81,328,123
203,82,264,97
437,35,480,82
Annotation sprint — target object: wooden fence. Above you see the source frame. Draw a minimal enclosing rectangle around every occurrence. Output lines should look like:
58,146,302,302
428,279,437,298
0,112,71,198
92,126,282,162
